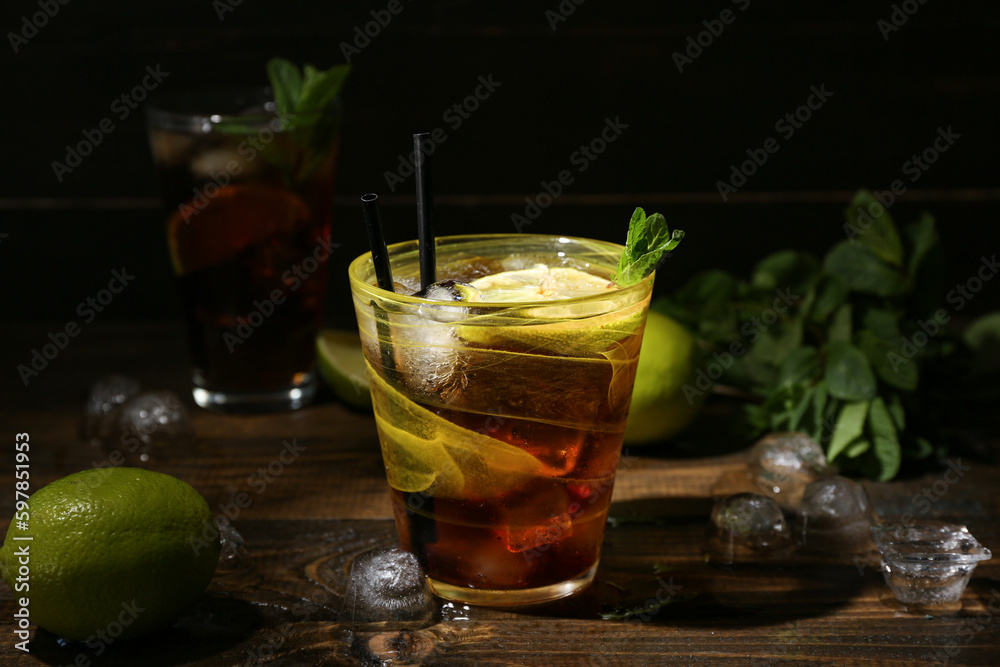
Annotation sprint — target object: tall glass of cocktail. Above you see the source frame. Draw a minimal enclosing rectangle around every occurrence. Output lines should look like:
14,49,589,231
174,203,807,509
146,85,342,412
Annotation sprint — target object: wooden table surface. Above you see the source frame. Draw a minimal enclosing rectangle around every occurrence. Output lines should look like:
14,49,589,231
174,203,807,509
1,322,998,666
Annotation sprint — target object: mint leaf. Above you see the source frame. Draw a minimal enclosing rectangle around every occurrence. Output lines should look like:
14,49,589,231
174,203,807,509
825,341,877,401
266,57,350,129
264,57,350,183
868,396,901,481
823,241,906,296
613,207,684,286
848,190,903,268
296,65,351,118
827,400,869,461
267,57,303,118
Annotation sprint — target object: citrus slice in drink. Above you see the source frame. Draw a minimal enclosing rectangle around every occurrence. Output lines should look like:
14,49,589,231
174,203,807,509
366,359,547,499
459,264,647,357
468,264,616,302
316,329,372,410
167,183,311,275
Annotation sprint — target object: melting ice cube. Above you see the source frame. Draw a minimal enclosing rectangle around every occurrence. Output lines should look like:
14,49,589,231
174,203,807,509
797,475,878,555
748,432,829,509
708,493,793,563
345,548,434,625
83,374,141,441
108,390,196,464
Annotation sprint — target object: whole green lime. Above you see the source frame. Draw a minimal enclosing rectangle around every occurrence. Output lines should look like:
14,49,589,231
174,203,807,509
0,467,220,642
624,310,706,444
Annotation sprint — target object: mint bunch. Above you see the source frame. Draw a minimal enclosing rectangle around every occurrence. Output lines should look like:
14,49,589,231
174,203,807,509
654,190,999,481
613,207,685,286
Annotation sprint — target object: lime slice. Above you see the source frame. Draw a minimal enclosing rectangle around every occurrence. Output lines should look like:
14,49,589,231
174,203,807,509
366,358,547,498
469,264,616,302
459,265,643,357
316,330,373,410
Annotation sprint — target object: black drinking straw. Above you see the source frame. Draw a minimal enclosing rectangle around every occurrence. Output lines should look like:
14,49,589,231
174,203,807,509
360,193,398,381
413,133,436,289
361,193,394,292
360,191,435,564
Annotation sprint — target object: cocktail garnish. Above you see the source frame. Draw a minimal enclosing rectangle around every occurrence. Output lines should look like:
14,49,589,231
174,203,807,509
612,207,684,286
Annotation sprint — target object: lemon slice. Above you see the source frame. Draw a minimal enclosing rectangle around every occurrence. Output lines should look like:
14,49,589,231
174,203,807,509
469,264,616,302
316,330,373,410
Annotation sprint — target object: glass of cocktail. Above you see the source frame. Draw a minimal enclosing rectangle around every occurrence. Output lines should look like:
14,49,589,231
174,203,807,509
146,85,341,412
349,233,654,605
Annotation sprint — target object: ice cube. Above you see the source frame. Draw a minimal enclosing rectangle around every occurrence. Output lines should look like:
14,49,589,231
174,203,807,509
872,522,993,606
500,483,573,554
106,390,196,465
796,475,878,555
708,493,793,563
748,432,829,509
344,548,434,626
215,519,246,574
413,280,483,303
83,374,141,441
148,130,195,168
190,148,259,180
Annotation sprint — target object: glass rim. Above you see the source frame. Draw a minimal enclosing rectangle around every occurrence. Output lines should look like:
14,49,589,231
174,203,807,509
145,85,342,134
348,232,652,309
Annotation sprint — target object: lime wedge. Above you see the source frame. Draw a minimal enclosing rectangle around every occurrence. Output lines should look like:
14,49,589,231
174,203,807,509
316,330,373,410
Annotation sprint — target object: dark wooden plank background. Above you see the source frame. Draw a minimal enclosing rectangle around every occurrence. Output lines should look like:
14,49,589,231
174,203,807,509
0,0,998,329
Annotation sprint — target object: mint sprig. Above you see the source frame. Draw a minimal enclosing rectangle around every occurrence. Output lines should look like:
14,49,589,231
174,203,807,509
612,207,685,286
265,57,350,183
267,57,350,129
